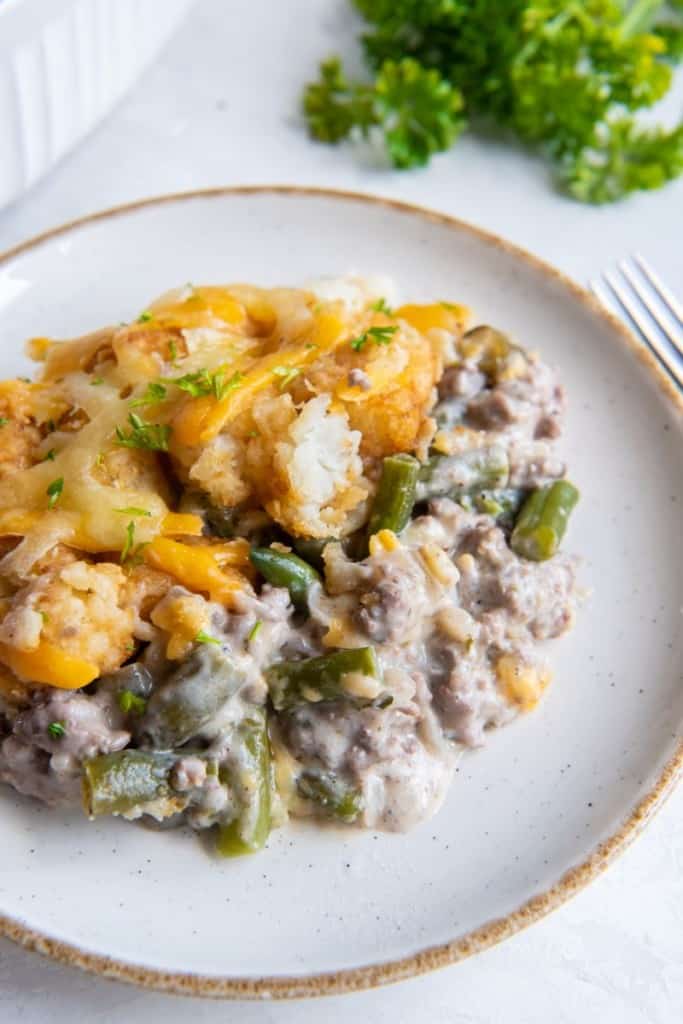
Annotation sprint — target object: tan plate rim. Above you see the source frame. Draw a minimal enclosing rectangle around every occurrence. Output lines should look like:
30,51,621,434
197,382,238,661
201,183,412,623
0,185,681,1000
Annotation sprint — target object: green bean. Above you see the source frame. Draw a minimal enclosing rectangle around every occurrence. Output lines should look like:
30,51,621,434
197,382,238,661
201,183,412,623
82,750,183,818
249,547,321,610
297,770,363,824
367,454,419,538
267,647,382,711
416,444,509,502
136,646,241,749
292,536,329,571
96,663,154,699
216,710,272,856
460,487,526,526
510,480,579,561
460,325,520,381
204,503,238,538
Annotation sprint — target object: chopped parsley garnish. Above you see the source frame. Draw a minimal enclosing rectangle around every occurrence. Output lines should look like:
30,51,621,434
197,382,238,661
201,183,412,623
0,418,8,428
90,376,105,386
195,630,221,646
370,297,393,314
118,690,147,716
39,611,50,623
47,722,66,740
247,620,262,643
171,368,243,401
120,521,148,567
129,381,167,408
115,413,171,451
138,311,153,323
168,339,179,365
113,506,151,517
350,325,398,351
46,477,64,509
42,448,56,462
273,366,301,390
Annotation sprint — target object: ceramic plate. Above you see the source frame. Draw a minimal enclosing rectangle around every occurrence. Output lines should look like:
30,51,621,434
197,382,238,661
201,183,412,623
0,188,681,998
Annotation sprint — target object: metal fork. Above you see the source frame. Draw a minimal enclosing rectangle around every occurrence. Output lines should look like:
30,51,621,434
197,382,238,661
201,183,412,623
591,254,683,390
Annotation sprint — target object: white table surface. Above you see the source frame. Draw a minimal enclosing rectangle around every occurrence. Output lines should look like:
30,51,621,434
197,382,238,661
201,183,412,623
0,2,681,1020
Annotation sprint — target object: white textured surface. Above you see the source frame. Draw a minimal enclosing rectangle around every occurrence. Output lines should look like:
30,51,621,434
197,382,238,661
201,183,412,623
0,0,195,207
0,0,681,1019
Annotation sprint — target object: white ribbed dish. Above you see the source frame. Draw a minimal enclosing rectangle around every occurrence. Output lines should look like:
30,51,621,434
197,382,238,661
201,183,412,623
0,0,195,209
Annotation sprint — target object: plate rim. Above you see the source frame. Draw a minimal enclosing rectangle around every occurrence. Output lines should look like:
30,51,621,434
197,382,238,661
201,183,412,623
0,184,681,1000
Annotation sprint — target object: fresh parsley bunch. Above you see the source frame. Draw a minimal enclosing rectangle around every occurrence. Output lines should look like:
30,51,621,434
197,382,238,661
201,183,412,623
303,0,683,202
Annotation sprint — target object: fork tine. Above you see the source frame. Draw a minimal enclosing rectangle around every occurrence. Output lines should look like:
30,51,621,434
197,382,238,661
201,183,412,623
601,271,683,390
618,258,683,355
633,253,683,327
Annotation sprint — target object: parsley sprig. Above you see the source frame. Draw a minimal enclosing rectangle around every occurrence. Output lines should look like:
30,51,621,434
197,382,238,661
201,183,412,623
303,2,683,203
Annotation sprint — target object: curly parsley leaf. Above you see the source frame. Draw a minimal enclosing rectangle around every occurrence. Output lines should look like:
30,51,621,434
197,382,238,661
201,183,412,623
304,56,465,168
303,1,683,202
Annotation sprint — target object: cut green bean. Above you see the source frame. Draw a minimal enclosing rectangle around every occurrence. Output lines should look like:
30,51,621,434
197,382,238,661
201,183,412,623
267,647,382,711
82,750,182,818
459,487,526,526
292,536,329,571
297,770,363,824
204,503,237,538
510,480,579,561
416,445,509,501
136,646,240,749
367,454,419,538
250,547,321,610
460,325,520,381
216,709,272,856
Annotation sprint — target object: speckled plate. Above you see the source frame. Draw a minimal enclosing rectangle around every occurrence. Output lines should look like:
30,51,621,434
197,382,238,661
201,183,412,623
0,187,681,999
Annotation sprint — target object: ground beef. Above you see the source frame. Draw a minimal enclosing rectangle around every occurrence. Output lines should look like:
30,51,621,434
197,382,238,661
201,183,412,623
0,689,129,805
466,362,565,440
